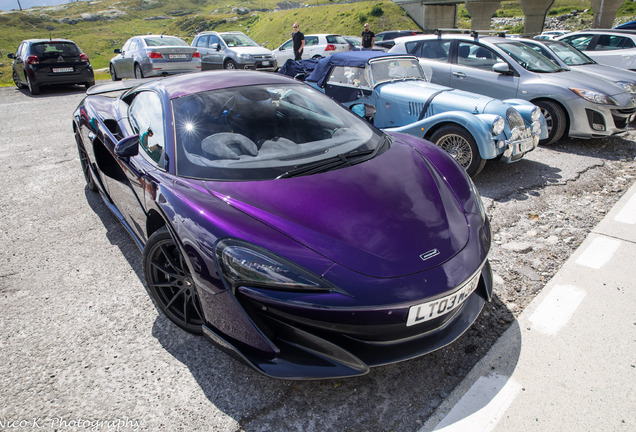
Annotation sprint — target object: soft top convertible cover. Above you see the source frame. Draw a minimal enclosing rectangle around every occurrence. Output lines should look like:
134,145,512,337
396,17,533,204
306,51,397,87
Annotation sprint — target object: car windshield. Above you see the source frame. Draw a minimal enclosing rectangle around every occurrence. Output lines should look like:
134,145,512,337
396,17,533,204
172,83,385,181
144,36,188,47
497,41,564,72
545,41,595,66
369,57,429,85
221,33,259,47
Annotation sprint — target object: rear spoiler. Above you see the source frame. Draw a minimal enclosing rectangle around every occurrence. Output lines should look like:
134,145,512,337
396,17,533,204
86,79,147,96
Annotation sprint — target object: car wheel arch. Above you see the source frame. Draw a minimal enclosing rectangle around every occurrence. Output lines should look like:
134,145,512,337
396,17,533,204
426,122,487,177
531,98,569,145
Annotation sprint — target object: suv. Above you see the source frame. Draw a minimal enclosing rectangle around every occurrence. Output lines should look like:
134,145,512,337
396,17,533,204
274,34,349,65
8,39,94,95
192,31,276,71
391,33,636,145
557,29,636,71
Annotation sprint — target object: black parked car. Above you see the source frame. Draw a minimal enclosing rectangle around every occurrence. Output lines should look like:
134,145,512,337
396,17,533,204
8,39,95,95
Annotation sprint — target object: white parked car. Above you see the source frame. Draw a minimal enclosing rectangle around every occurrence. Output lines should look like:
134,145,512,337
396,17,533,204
557,29,636,71
274,34,349,65
535,30,571,40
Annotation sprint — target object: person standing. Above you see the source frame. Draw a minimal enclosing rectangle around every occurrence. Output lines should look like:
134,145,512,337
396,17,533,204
292,22,305,60
361,23,375,50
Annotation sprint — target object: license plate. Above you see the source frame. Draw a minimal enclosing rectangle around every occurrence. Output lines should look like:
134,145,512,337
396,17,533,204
406,273,480,327
519,138,534,152
52,67,73,73
169,54,187,59
262,61,270,66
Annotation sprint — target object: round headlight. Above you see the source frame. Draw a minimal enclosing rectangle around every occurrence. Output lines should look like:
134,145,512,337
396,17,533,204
492,116,505,136
531,106,541,122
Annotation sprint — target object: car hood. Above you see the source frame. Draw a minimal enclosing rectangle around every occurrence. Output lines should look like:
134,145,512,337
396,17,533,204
574,63,636,86
538,69,635,106
377,80,496,114
203,139,469,278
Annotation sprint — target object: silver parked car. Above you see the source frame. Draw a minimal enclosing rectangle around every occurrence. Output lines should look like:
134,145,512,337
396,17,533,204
557,29,636,71
518,38,636,98
274,34,349,65
390,33,636,145
109,35,201,80
191,31,276,71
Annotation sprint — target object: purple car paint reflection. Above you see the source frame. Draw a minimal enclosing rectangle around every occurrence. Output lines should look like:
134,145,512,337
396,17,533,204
73,71,492,379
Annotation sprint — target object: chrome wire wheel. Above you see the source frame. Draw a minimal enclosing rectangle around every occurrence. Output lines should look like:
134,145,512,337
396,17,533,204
143,228,204,334
437,133,473,169
430,125,485,177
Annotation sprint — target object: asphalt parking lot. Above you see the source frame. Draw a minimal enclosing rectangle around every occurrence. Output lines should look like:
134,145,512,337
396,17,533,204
1,83,635,432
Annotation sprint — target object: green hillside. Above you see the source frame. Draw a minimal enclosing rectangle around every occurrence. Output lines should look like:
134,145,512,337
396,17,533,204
1,0,634,86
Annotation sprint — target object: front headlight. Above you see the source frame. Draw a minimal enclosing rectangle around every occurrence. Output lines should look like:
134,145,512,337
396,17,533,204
531,106,541,122
467,176,487,224
569,88,616,105
215,238,337,293
616,81,636,94
492,116,505,135
238,53,253,60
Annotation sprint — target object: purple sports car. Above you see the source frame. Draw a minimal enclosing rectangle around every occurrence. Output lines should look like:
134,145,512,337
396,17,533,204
73,71,493,379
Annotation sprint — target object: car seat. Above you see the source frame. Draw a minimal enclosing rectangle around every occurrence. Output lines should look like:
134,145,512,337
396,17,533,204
458,45,470,59
226,88,279,146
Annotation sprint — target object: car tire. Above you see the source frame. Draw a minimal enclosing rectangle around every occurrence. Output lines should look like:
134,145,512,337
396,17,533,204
143,227,205,335
26,75,39,95
429,125,486,177
75,133,98,192
223,59,237,70
110,64,120,81
134,64,144,79
535,100,566,145
13,70,26,89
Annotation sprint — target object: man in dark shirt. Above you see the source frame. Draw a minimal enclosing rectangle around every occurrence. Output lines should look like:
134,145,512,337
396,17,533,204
292,22,305,60
361,23,375,50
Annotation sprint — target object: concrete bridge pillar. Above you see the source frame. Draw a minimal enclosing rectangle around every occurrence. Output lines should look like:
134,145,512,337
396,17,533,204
590,0,624,28
519,0,554,36
398,2,457,30
464,0,501,31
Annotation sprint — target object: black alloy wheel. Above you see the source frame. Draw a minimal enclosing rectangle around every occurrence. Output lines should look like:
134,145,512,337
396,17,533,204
75,133,98,192
535,100,566,145
26,75,39,95
143,227,204,334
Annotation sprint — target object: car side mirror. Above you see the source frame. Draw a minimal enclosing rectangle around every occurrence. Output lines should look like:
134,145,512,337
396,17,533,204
115,135,140,158
7,53,15,59
493,62,512,75
114,49,121,54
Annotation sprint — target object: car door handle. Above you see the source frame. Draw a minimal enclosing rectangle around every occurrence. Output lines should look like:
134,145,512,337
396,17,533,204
452,71,466,78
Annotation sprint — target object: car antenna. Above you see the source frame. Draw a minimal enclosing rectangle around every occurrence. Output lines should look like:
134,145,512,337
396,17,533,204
471,31,478,39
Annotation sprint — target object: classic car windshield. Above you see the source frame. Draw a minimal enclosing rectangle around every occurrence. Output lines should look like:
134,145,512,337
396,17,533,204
497,42,563,73
369,58,429,85
173,83,385,180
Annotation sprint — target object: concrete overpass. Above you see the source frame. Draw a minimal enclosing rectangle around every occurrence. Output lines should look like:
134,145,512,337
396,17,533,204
392,0,625,36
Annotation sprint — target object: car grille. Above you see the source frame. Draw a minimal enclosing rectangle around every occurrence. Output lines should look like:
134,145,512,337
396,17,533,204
253,55,274,61
506,108,525,130
611,107,636,129
409,102,427,117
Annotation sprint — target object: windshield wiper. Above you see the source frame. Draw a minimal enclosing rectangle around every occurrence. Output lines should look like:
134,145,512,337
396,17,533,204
277,137,389,179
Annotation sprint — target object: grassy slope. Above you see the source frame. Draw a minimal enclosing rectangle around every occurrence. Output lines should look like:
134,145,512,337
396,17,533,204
0,0,634,86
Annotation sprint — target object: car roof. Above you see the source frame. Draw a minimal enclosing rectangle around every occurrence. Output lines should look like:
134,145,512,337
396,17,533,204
24,38,77,44
133,70,299,100
561,29,636,36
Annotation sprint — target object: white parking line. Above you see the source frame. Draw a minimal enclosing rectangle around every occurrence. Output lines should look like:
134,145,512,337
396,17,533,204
575,237,621,269
528,284,586,335
615,192,636,224
428,374,521,432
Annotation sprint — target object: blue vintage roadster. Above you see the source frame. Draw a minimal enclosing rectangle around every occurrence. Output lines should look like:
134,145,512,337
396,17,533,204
281,51,546,176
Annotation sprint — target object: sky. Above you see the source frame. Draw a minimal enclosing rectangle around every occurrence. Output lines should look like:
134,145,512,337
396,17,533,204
0,0,87,12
